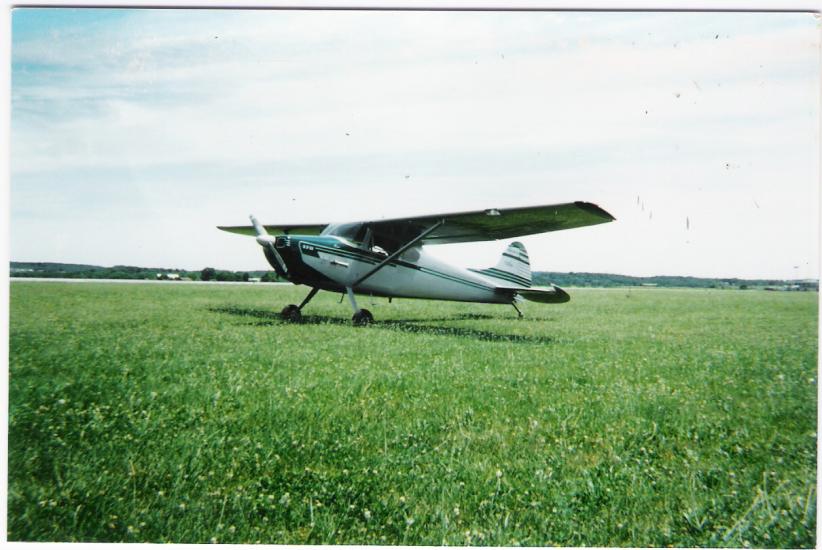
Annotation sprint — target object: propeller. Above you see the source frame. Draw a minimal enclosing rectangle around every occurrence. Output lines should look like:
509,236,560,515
250,214,289,277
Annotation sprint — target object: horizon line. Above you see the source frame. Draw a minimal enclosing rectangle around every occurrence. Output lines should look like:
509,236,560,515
8,259,818,282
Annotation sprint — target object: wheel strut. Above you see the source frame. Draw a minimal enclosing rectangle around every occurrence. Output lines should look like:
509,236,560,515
346,287,374,325
298,287,320,310
281,287,319,323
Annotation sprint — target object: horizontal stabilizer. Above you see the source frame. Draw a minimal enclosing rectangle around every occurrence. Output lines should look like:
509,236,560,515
519,286,570,303
496,285,570,304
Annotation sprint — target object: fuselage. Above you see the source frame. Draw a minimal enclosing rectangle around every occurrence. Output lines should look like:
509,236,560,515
272,234,514,304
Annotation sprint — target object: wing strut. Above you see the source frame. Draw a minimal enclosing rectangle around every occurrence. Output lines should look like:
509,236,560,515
352,219,445,287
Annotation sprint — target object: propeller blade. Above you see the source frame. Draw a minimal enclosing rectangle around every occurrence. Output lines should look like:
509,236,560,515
249,214,289,276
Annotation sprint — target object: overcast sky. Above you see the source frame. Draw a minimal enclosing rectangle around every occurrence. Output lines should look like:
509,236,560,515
10,8,820,279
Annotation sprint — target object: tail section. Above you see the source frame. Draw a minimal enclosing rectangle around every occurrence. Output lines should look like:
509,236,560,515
473,242,571,304
471,241,532,288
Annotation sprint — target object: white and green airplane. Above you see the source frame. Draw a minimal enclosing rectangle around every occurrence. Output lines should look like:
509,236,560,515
218,202,615,325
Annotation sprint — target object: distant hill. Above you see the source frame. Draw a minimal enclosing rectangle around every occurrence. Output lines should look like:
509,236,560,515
11,261,810,289
532,271,794,289
11,262,105,273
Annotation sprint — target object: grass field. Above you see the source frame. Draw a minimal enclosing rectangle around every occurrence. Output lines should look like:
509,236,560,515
7,281,818,546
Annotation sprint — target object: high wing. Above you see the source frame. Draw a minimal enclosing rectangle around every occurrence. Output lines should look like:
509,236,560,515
217,201,614,252
367,201,614,250
217,223,327,237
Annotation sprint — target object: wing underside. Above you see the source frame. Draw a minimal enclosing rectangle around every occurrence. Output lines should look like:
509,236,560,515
370,201,614,247
217,224,327,236
439,201,613,243
217,201,614,250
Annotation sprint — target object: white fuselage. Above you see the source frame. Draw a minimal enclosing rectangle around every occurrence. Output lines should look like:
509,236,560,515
281,235,514,304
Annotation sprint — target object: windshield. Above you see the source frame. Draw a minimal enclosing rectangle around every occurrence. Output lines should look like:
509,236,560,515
320,223,366,242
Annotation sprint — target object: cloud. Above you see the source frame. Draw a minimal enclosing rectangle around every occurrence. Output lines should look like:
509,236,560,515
10,10,819,278
13,12,816,171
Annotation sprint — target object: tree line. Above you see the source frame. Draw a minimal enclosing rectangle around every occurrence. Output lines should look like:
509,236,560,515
10,262,283,282
532,271,791,289
10,262,805,289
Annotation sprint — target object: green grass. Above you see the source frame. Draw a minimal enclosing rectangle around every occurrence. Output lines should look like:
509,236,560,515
7,282,817,546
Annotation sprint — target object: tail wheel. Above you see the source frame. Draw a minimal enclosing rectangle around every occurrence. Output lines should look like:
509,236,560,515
352,308,374,326
281,304,302,323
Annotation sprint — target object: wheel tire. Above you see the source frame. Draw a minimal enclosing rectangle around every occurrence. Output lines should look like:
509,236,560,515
352,308,374,326
281,304,302,323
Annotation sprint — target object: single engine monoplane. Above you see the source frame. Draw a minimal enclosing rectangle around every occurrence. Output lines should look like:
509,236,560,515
218,202,614,325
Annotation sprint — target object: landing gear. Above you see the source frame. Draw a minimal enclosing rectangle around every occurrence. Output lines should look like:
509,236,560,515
346,287,374,326
511,301,524,319
280,287,319,323
281,304,302,322
352,308,374,326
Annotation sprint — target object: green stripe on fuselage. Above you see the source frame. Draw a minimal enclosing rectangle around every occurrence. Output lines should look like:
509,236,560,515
416,266,492,292
470,267,530,287
485,267,531,285
300,237,493,291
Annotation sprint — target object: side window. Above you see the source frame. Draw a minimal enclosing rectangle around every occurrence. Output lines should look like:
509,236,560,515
324,223,365,243
354,224,369,243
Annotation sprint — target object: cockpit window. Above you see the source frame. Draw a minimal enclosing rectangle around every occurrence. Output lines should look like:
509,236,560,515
320,223,367,242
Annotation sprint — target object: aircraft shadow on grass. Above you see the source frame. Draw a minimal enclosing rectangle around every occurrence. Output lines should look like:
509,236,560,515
211,306,554,345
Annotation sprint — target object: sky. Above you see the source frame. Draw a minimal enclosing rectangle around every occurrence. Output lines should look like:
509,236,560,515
9,8,821,279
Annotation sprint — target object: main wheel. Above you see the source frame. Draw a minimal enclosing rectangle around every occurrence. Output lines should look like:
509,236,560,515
352,308,374,326
281,304,302,323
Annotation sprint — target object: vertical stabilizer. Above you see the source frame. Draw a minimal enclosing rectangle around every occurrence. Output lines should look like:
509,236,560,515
471,241,532,288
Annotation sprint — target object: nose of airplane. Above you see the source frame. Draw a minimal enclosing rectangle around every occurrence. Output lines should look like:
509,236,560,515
249,214,289,277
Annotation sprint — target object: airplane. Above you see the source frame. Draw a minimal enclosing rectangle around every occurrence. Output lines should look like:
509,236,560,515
218,201,615,325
